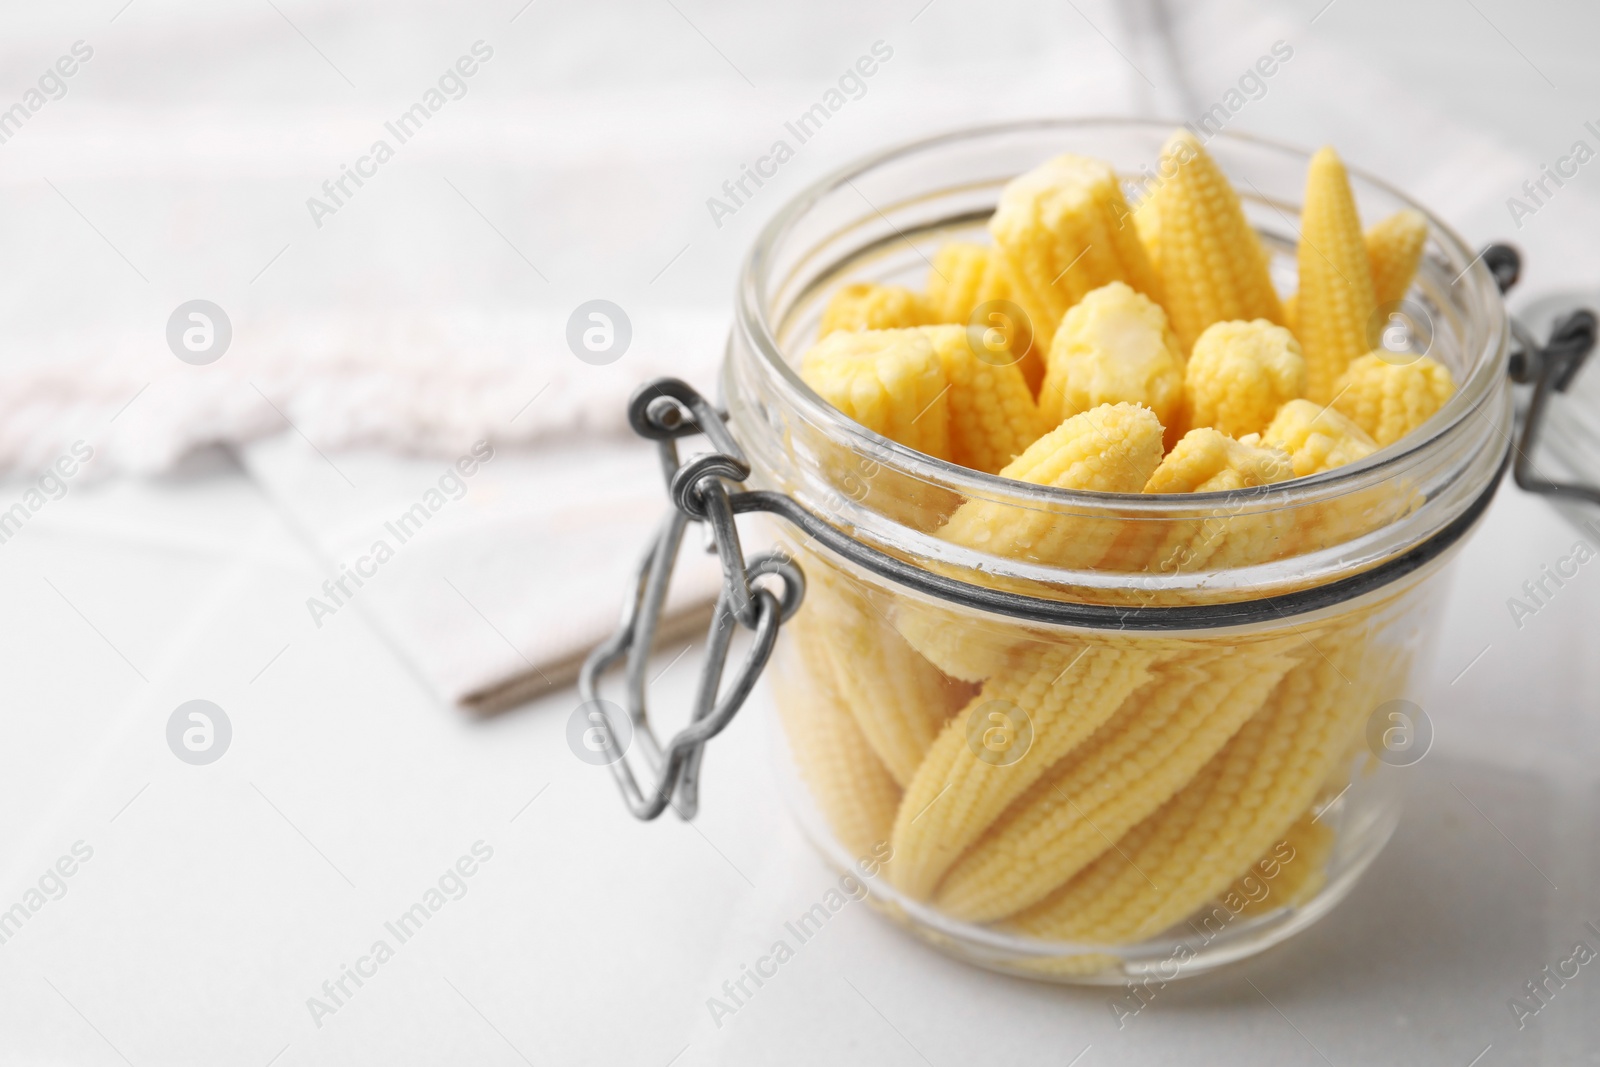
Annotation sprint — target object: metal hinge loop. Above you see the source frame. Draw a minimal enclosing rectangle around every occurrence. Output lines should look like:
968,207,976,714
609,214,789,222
579,379,805,822
1484,243,1600,508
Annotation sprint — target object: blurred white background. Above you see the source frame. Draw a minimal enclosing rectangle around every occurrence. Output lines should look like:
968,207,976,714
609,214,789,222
1,1,1598,1064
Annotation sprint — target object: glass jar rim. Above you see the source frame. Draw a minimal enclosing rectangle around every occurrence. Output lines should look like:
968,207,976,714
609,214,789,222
733,116,1509,515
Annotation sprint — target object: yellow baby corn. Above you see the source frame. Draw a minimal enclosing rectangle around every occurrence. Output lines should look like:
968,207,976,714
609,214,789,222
775,606,903,857
800,328,951,461
894,402,1164,681
934,649,1295,922
1260,397,1420,556
1297,147,1378,402
1330,352,1456,446
819,283,930,336
1260,398,1377,477
1148,131,1285,353
1231,807,1337,917
925,243,1010,324
805,571,974,788
1182,320,1307,440
1366,209,1429,307
1131,184,1163,267
924,246,1043,392
938,403,1166,569
1010,620,1373,945
1144,427,1295,495
920,324,1046,475
889,638,1160,900
989,154,1162,349
1096,428,1295,579
887,401,1178,898
1036,282,1186,442
892,597,1025,684
1281,209,1428,335
933,432,1297,922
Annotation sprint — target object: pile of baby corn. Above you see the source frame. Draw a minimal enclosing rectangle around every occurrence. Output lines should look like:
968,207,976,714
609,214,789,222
776,130,1451,959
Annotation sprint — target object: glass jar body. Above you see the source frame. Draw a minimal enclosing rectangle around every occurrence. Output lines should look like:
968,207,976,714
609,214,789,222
722,120,1509,981
763,534,1444,981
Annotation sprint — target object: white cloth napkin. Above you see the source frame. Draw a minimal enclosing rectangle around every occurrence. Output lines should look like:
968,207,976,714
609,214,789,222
239,432,726,713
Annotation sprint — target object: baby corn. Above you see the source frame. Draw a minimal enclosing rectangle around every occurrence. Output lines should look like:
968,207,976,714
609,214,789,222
1231,806,1337,917
935,649,1294,922
800,328,951,460
1331,352,1456,446
989,154,1162,350
938,403,1166,569
920,325,1046,475
1183,319,1307,440
925,243,1011,324
892,597,1026,684
1283,209,1429,333
1010,620,1373,945
1148,131,1285,353
805,571,974,788
893,403,1164,681
1261,398,1378,477
1037,282,1186,442
775,605,904,857
1145,427,1295,495
889,638,1160,899
1297,147,1378,402
1098,428,1295,578
819,282,930,335
1261,397,1423,556
934,432,1297,921
1366,209,1429,307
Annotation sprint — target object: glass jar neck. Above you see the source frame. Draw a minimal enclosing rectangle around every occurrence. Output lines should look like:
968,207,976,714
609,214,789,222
723,120,1511,607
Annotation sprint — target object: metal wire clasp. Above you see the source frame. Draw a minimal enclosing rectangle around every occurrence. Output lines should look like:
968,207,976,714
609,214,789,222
578,378,804,821
1486,244,1600,507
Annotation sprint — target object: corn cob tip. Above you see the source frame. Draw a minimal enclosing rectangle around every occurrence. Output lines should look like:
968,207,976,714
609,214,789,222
1261,397,1378,476
1310,145,1343,173
1330,351,1456,446
1037,281,1186,441
1366,209,1430,308
1003,401,1167,491
1150,129,1285,353
1297,146,1378,403
917,324,1046,475
800,327,951,460
1160,127,1204,161
819,283,931,336
988,153,1162,347
1144,427,1295,494
1183,319,1307,440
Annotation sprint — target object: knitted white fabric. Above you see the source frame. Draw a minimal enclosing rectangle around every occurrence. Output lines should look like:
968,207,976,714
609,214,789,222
0,309,727,476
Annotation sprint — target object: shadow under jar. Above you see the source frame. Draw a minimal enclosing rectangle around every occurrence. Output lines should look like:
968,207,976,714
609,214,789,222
721,119,1510,982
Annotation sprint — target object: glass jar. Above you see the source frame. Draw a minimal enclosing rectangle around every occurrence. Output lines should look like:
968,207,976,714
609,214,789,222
716,119,1513,982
